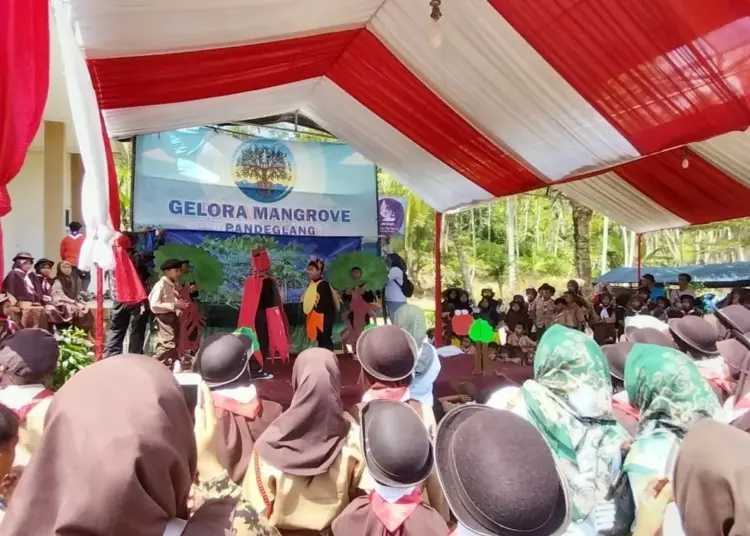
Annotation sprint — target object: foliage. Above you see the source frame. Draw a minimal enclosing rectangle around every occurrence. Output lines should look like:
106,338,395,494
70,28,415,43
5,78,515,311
328,251,388,291
196,235,308,308
153,243,225,293
48,327,94,391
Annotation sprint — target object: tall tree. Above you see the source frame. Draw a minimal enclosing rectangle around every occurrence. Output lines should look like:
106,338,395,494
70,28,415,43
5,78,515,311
569,198,593,282
506,196,517,290
448,214,474,299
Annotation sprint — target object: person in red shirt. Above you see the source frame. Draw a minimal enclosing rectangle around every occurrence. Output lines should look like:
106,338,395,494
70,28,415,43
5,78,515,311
58,222,89,291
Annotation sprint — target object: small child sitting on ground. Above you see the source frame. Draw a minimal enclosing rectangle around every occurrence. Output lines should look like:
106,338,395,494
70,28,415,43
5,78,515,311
506,324,536,365
459,336,475,354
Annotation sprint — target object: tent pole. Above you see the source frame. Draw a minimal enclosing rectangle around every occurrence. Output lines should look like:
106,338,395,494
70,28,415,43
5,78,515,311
434,211,443,347
95,266,104,360
636,233,643,284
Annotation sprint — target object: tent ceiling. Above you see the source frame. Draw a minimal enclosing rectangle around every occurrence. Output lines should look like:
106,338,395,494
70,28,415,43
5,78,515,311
66,0,750,230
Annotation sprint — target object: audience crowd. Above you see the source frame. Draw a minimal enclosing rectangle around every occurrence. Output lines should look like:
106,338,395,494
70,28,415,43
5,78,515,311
0,287,745,535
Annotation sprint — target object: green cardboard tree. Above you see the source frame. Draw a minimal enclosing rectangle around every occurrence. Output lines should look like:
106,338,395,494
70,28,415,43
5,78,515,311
469,319,495,344
153,243,224,293
328,251,388,291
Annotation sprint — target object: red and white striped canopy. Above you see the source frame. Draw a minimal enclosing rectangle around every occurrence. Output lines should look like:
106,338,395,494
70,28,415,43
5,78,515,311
68,0,750,232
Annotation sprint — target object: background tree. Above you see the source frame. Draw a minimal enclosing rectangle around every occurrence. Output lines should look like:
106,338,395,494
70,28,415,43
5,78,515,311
235,145,293,194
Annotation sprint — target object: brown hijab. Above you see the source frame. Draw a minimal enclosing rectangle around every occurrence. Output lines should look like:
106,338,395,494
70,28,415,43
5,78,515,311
674,418,750,536
0,354,234,536
215,394,283,484
55,261,80,300
254,348,349,476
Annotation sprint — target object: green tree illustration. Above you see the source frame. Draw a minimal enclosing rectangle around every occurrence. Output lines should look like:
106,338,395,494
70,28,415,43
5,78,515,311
235,146,293,194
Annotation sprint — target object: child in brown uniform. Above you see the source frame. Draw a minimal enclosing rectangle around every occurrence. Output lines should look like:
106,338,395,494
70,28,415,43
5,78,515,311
148,258,187,365
331,400,448,536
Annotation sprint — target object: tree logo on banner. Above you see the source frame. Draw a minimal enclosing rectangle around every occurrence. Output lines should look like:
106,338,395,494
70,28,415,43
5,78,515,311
232,140,296,203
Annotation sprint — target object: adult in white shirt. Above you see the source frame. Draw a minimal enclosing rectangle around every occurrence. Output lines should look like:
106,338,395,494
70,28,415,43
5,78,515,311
385,253,408,319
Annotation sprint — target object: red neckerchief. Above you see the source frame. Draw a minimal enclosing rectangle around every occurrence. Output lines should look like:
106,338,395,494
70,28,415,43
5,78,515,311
16,389,53,422
612,398,640,421
212,394,262,420
369,487,422,533
366,384,408,402
707,377,733,396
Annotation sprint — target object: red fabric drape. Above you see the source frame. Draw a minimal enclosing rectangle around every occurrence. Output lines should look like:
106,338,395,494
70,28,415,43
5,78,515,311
0,0,50,274
614,147,750,225
492,0,750,154
87,30,358,110
328,30,546,198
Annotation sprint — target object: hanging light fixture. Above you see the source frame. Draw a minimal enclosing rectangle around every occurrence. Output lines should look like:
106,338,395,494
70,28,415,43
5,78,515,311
681,146,689,169
428,0,443,49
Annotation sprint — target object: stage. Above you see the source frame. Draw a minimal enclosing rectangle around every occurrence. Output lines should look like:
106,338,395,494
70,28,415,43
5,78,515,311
254,353,532,408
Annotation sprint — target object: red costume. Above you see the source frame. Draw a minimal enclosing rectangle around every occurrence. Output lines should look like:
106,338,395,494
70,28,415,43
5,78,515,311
237,248,290,366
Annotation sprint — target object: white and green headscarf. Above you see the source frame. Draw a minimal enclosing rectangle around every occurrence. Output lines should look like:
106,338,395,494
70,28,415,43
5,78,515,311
521,325,630,522
622,343,721,483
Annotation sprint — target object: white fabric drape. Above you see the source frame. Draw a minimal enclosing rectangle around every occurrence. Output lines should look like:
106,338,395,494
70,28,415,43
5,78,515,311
555,172,689,233
103,80,320,138
70,0,383,58
52,0,115,271
691,129,750,189
304,79,494,212
369,0,640,181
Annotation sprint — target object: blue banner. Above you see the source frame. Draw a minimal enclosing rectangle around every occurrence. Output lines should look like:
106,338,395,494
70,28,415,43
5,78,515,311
133,128,378,238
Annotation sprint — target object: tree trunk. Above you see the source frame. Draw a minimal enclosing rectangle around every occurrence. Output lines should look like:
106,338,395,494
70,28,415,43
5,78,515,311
601,216,609,275
448,215,474,300
506,196,517,290
569,198,593,282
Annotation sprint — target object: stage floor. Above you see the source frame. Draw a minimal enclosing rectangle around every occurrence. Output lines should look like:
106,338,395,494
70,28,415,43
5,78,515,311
254,353,532,408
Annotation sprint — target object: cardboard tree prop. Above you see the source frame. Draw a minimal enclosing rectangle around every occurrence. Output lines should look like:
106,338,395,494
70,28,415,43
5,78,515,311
237,248,290,365
469,318,495,376
451,310,474,339
328,252,387,350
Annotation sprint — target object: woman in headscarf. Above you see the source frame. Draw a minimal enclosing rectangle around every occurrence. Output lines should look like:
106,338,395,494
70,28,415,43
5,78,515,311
244,348,364,534
0,354,279,536
1,253,47,330
51,261,94,333
672,418,750,535
393,304,441,408
510,325,630,534
0,329,59,466
621,343,721,521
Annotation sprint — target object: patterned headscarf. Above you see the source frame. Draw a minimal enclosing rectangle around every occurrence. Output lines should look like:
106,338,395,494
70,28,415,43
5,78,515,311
622,344,721,489
521,325,629,522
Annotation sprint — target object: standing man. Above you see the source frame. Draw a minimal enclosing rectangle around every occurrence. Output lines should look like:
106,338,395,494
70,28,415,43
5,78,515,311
103,230,162,357
59,222,89,291
670,273,696,307
639,273,656,300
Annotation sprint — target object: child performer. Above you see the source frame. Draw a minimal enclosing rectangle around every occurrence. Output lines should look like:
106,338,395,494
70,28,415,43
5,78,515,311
148,258,187,366
507,323,536,364
302,258,338,351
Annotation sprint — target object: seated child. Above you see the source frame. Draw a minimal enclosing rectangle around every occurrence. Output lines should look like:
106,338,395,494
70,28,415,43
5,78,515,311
592,293,617,345
680,294,703,317
459,336,475,355
487,341,499,361
650,295,670,322
0,403,19,518
331,400,449,536
506,324,536,365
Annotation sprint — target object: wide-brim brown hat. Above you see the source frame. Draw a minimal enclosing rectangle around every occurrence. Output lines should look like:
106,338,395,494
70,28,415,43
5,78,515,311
12,252,33,262
669,317,719,356
714,305,750,335
361,399,433,488
602,343,634,381
356,325,418,382
717,338,750,381
703,313,730,341
0,329,59,383
436,406,570,536
624,327,675,348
